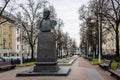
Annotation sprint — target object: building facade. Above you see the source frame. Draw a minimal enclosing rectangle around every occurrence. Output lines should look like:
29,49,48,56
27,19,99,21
0,15,14,57
102,28,116,55
0,13,30,58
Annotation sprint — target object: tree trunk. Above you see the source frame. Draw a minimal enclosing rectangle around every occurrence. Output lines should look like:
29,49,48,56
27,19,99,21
93,44,96,58
100,16,103,58
115,25,119,57
31,45,34,60
87,40,89,58
85,43,87,56
66,50,68,56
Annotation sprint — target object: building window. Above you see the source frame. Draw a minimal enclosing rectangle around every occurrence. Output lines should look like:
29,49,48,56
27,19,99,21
17,45,19,50
3,25,6,30
17,37,20,42
22,45,23,50
3,38,6,48
17,28,19,34
4,53,7,57
9,43,11,48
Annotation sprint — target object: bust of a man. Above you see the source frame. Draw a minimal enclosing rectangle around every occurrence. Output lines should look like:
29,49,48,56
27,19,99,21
36,8,57,32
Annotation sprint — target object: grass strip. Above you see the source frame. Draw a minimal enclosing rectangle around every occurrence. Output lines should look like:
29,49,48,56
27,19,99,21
16,62,35,67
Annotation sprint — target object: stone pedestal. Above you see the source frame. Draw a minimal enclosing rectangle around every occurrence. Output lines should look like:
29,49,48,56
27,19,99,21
34,32,59,72
16,32,70,77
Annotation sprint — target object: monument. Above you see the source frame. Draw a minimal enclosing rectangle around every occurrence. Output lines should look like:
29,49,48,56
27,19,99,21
34,8,59,72
16,8,70,76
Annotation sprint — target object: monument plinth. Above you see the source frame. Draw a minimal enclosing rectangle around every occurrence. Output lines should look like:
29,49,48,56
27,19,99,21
34,32,59,72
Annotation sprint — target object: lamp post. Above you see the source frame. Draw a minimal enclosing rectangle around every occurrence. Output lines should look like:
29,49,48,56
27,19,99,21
98,19,101,63
17,18,23,65
20,27,23,65
91,19,101,63
97,19,102,64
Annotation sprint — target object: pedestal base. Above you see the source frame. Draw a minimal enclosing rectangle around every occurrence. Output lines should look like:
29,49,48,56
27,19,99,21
16,66,70,77
33,62,59,72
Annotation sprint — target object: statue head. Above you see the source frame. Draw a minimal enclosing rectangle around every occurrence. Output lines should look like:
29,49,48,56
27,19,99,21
36,8,56,32
43,8,50,19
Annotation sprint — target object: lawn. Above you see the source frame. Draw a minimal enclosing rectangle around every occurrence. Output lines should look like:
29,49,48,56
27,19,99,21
16,62,35,67
91,58,118,70
91,58,103,65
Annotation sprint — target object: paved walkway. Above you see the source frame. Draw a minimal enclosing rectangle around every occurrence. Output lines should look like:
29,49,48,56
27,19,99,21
0,57,116,80
78,57,116,80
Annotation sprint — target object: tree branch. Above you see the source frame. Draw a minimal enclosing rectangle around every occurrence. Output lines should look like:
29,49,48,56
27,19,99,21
0,19,8,25
33,34,38,46
21,22,31,43
19,4,32,23
111,0,119,20
106,16,116,31
0,0,10,16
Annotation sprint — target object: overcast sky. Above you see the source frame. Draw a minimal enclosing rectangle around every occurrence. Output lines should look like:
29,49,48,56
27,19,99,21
49,0,89,46
1,0,89,47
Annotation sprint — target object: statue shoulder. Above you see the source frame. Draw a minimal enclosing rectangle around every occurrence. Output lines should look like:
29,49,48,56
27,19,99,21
37,18,42,23
36,18,42,29
51,20,57,27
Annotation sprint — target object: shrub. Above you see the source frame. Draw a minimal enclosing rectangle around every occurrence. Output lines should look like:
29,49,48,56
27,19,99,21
114,56,120,62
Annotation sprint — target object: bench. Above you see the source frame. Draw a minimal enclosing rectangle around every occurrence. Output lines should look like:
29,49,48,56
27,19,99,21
99,59,112,70
0,61,16,70
109,63,120,79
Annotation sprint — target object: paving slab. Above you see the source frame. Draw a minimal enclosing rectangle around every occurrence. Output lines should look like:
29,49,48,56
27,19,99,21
0,56,117,80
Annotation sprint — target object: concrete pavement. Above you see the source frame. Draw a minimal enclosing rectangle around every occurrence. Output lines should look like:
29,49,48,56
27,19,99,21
0,57,116,80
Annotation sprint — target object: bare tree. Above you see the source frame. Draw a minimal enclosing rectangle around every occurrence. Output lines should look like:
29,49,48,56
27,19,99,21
0,0,16,25
81,0,120,58
0,0,10,16
62,32,69,57
54,18,64,58
79,5,90,57
16,0,45,60
102,0,120,56
49,5,57,20
79,4,98,58
91,0,120,57
79,22,88,55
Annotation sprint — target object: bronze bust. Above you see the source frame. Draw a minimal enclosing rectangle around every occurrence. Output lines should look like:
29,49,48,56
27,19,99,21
37,8,57,32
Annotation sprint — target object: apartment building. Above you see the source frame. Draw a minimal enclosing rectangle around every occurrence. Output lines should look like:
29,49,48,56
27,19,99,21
102,28,116,55
0,14,14,57
0,12,30,57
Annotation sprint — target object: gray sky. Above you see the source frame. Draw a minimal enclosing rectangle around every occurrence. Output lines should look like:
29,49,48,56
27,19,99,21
49,0,89,46
1,0,89,46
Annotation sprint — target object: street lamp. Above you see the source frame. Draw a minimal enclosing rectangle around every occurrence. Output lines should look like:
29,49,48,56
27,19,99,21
90,19,101,63
17,17,23,65
20,27,23,65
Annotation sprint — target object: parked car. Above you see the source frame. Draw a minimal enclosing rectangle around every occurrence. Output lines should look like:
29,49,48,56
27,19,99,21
75,51,80,55
3,56,20,61
3,56,20,64
2,57,11,62
0,57,5,62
